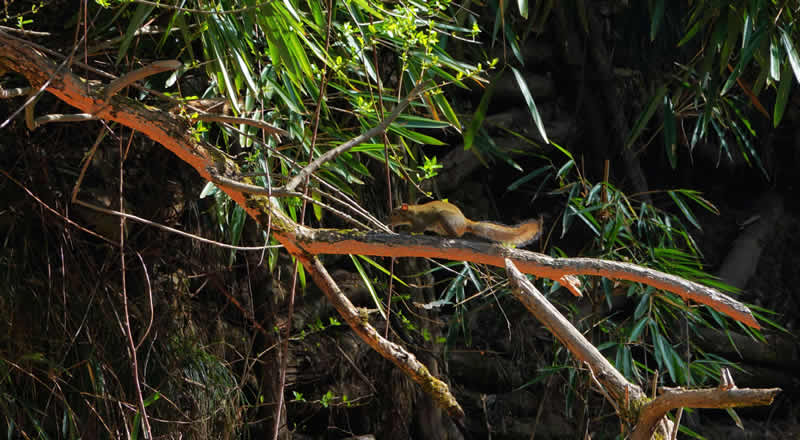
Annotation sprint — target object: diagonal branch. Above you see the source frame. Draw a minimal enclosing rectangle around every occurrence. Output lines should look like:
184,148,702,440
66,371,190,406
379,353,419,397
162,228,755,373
296,253,466,424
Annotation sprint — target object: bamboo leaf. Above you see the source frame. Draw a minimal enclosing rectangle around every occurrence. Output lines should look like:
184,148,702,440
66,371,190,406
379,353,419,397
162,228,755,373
626,84,667,150
650,0,665,41
774,58,792,127
780,28,800,84
663,94,677,169
517,0,528,19
349,255,386,319
511,67,549,143
116,3,154,65
464,75,497,150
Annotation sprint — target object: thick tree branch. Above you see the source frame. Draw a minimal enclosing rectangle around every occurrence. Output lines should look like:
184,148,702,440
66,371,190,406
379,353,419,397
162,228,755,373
505,258,779,440
632,386,780,440
505,259,640,403
296,253,466,423
299,229,760,329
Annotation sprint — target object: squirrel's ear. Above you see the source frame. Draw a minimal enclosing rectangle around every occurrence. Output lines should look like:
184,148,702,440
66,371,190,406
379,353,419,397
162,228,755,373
401,203,409,210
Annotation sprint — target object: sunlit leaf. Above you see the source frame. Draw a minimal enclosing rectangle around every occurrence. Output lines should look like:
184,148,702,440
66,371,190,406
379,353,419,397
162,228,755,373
349,255,386,319
464,75,496,150
511,67,549,143
780,28,800,84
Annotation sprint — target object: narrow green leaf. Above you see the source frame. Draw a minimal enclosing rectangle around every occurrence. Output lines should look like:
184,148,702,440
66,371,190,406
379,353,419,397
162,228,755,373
634,293,651,320
722,28,766,95
442,266,468,303
726,407,744,430
571,205,601,236
388,125,446,145
296,259,306,289
464,76,497,150
199,182,219,199
677,16,704,47
117,3,155,65
629,317,649,342
551,141,574,160
719,9,740,73
780,28,800,84
555,159,575,180
663,94,677,169
625,85,667,150
395,115,453,129
430,91,462,131
349,255,387,319
517,0,528,19
668,191,700,229
228,205,246,265
143,392,160,406
585,182,604,205
770,39,782,81
650,0,665,41
507,166,550,191
158,6,183,52
622,345,633,378
774,58,792,127
205,30,239,111
615,345,624,371
355,255,409,287
306,0,324,28
511,67,549,143
505,23,524,66
666,344,684,383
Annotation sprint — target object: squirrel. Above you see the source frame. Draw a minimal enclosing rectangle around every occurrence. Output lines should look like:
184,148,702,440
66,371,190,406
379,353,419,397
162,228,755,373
389,200,542,246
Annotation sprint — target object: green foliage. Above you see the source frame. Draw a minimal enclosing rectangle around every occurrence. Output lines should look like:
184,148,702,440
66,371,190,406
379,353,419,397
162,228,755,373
133,0,487,246
628,0,800,173
3,0,792,436
553,160,768,388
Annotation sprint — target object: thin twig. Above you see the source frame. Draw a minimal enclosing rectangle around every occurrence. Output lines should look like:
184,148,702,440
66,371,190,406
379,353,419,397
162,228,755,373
284,81,428,191
0,169,117,245
103,60,182,101
119,131,152,439
134,252,154,350
72,199,283,251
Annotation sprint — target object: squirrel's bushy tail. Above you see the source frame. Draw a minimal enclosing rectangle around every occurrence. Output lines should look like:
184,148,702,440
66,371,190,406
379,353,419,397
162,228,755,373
466,218,543,246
